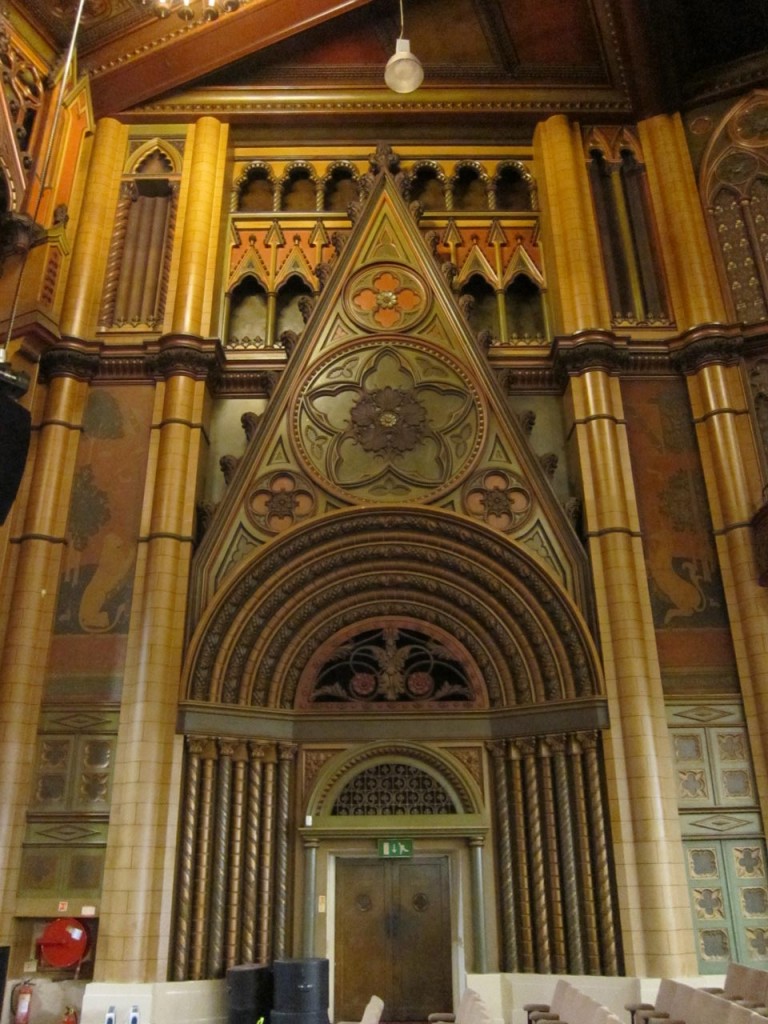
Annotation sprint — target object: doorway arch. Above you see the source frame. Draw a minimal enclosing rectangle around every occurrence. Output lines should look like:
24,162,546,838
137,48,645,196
302,742,488,1021
175,507,619,982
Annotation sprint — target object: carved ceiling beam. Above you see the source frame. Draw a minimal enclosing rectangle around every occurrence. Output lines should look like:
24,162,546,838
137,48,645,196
88,0,377,119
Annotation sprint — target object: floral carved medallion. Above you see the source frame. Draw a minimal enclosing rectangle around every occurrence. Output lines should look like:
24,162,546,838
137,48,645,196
345,265,428,333
464,469,533,533
246,471,316,534
294,341,484,502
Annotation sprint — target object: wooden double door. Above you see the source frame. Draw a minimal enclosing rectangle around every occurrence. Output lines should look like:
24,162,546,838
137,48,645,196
335,857,452,1023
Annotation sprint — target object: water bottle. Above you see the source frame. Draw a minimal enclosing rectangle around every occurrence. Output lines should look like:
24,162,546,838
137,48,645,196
128,1005,140,1024
104,1008,116,1024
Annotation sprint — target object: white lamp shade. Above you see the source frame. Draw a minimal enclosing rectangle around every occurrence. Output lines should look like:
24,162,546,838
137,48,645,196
384,38,424,93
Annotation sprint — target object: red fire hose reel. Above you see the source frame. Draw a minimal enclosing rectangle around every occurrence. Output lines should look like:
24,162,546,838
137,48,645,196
37,917,89,970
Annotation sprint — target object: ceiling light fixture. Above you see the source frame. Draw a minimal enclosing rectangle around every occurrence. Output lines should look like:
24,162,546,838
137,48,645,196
148,0,239,22
384,0,423,94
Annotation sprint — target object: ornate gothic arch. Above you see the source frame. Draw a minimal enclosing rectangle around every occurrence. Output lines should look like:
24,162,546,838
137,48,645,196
183,506,603,711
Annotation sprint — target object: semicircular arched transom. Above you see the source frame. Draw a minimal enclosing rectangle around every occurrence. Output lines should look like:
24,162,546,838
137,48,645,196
185,509,602,711
296,618,482,709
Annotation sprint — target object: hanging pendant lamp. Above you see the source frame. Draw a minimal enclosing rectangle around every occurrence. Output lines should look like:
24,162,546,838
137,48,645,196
384,0,423,93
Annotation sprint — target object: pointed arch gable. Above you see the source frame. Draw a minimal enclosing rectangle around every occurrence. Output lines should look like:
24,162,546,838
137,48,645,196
125,137,182,176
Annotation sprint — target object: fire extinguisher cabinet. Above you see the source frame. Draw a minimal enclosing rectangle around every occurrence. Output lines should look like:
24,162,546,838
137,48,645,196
226,962,273,1024
271,958,329,1024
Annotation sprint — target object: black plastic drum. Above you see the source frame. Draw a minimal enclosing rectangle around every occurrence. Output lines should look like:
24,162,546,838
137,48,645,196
272,958,329,1024
227,962,274,1024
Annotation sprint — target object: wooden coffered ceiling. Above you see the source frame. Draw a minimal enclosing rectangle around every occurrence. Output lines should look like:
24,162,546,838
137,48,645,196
12,0,768,135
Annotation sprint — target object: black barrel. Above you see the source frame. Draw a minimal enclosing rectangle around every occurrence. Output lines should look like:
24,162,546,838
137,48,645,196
272,958,329,1024
227,962,273,1024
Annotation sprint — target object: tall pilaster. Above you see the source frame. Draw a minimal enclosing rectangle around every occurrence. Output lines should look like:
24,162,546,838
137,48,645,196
533,114,612,332
558,342,696,976
675,334,768,823
0,350,97,942
96,346,211,981
536,113,695,974
638,113,728,330
168,116,229,338
59,118,127,340
96,117,225,981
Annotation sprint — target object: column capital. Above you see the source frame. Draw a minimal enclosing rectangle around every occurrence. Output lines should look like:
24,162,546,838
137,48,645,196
553,330,630,377
40,345,100,383
147,342,214,381
670,323,743,375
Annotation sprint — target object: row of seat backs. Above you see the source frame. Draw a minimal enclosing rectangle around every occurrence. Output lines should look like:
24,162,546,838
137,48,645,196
525,978,622,1024
714,962,768,1010
634,977,767,1024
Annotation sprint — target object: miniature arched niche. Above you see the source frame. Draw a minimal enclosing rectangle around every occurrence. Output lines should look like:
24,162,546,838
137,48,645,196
324,164,358,212
100,145,179,329
276,273,314,341
495,163,535,211
453,164,489,211
586,134,668,323
281,165,317,211
238,165,274,212
459,272,497,337
228,274,268,348
411,163,447,211
505,273,546,342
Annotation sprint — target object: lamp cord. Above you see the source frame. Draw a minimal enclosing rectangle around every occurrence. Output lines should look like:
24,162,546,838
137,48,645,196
2,0,88,360
397,0,404,38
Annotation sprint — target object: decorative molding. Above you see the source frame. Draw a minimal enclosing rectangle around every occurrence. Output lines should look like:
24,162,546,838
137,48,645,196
670,326,744,374
146,343,215,380
553,333,631,376
39,347,100,382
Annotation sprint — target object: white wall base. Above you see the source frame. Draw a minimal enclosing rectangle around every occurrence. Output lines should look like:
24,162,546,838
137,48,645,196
79,979,226,1024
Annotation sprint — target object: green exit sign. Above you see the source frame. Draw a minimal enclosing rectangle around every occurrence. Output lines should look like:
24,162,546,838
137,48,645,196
378,838,413,858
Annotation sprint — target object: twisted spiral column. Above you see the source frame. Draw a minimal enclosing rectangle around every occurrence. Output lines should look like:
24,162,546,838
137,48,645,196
509,742,534,971
539,738,566,971
488,741,517,970
99,180,135,327
583,732,619,974
226,743,249,968
241,743,265,963
569,734,601,973
521,738,550,971
207,739,236,978
190,740,217,980
258,748,277,963
273,743,297,959
552,736,584,972
172,736,205,981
